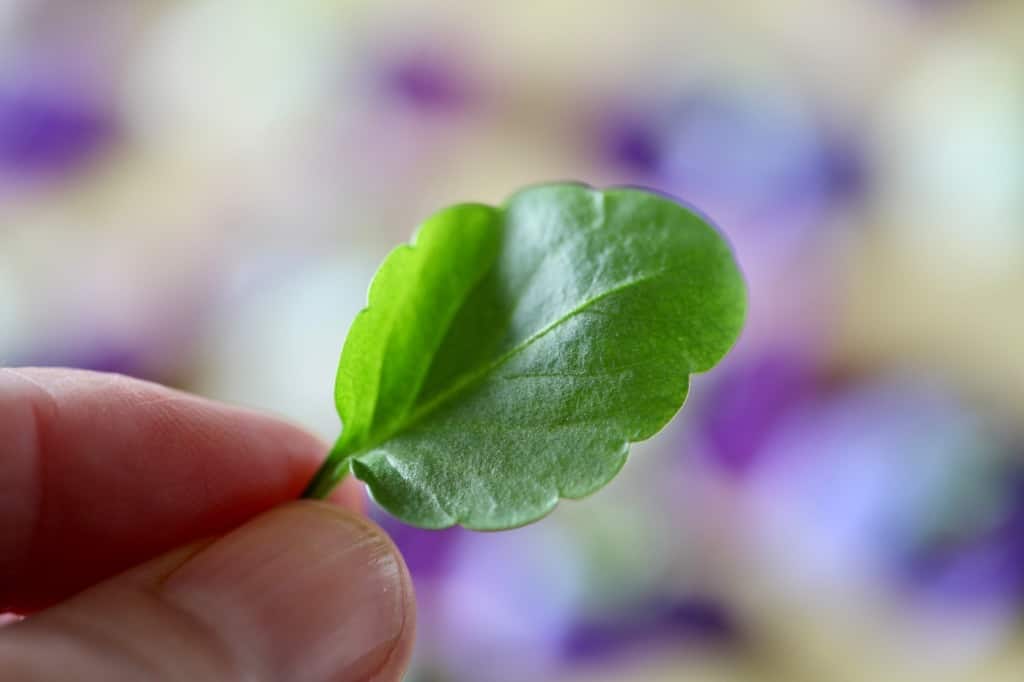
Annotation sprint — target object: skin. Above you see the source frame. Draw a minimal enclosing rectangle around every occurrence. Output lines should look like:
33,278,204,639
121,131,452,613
0,368,416,681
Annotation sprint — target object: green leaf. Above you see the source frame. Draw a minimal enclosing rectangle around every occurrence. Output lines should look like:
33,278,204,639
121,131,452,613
304,183,746,530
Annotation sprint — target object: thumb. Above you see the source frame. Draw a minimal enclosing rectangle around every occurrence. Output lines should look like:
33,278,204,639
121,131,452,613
0,502,416,682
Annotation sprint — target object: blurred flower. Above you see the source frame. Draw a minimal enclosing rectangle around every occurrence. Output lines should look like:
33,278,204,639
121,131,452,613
596,83,867,245
900,468,1024,609
560,594,740,664
0,71,116,178
374,512,465,581
817,134,868,204
375,47,476,115
8,290,207,385
433,523,584,682
11,337,162,380
603,110,660,176
743,377,1016,607
694,350,816,478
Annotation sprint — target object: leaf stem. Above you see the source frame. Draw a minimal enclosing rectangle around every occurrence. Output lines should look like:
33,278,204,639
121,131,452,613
301,437,351,499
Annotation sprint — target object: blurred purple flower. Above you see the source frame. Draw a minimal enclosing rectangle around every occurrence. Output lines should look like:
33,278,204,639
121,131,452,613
376,49,475,115
819,134,869,202
6,265,212,385
742,377,1023,617
596,85,867,237
695,351,816,478
433,525,583,682
373,511,464,581
12,341,146,377
604,111,661,175
561,595,740,663
0,76,116,177
901,469,1024,607
10,331,195,385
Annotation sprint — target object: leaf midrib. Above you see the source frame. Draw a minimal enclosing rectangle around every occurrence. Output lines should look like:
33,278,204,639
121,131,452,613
343,264,683,461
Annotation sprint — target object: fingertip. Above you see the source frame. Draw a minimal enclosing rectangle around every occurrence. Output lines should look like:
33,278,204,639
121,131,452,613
1,502,416,681
326,476,367,513
161,501,415,681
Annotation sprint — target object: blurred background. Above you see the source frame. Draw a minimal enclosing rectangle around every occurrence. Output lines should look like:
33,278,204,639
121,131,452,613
3,0,1024,679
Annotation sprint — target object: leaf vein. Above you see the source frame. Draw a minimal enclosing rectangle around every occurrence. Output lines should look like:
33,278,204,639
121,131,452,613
353,266,686,452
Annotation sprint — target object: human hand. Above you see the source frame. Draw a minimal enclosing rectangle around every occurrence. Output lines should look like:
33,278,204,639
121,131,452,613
0,368,415,681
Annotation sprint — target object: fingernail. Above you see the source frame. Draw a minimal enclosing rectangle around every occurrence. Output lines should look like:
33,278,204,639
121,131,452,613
160,501,413,681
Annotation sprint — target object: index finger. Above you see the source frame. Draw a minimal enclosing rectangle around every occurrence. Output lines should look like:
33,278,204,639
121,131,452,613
0,368,357,612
